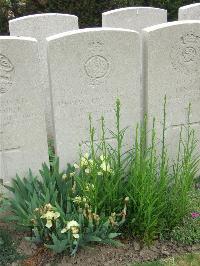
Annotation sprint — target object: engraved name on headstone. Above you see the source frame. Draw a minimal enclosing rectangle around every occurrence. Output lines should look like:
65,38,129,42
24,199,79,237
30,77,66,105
0,37,49,182
142,21,200,158
47,28,141,169
9,14,79,137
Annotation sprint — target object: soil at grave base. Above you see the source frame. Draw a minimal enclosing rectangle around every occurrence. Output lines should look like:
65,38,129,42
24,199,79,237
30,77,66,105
15,237,200,266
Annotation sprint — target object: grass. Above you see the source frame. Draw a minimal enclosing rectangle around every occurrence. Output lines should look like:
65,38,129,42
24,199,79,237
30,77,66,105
131,252,200,266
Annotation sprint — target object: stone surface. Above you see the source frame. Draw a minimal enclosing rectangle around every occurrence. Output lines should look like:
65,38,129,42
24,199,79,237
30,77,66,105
179,3,200,20
0,37,49,183
102,7,167,32
47,28,141,170
9,14,79,137
142,21,200,159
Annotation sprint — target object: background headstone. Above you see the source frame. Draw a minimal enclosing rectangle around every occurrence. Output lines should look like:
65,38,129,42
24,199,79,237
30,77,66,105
142,21,200,159
0,37,49,183
102,7,167,32
179,3,200,20
47,28,141,170
9,14,79,137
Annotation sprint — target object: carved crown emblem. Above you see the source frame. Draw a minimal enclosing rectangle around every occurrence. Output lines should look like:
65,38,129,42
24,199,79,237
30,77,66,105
181,33,200,44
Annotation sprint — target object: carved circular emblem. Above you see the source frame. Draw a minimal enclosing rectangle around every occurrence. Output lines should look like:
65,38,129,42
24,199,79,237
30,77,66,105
84,55,109,79
170,32,200,75
0,54,13,72
0,54,14,94
182,46,197,62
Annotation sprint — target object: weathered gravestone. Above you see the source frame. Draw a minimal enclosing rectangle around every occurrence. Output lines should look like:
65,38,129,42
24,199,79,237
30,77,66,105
0,37,49,183
142,21,200,159
102,7,167,32
9,14,79,137
179,3,200,20
47,28,141,170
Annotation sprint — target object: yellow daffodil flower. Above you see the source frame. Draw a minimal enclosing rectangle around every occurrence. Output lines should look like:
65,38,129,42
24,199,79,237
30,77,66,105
85,183,95,191
80,153,89,167
73,196,82,204
70,172,75,177
67,220,80,230
61,228,67,234
46,219,53,228
100,161,112,173
41,210,60,228
62,174,67,180
100,155,105,161
85,168,90,174
125,196,129,203
45,203,53,210
74,163,79,169
71,226,79,234
73,233,79,239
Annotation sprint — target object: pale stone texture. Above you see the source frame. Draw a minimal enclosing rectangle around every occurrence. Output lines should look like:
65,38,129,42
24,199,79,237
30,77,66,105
142,21,200,159
0,37,49,183
179,3,200,20
9,14,79,137
102,7,167,32
47,28,141,170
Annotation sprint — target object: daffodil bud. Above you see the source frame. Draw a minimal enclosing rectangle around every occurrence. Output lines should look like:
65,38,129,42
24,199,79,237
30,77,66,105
70,172,75,177
62,174,67,180
124,196,129,203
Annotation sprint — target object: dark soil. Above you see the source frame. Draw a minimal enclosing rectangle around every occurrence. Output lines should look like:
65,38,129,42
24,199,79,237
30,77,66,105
15,237,200,266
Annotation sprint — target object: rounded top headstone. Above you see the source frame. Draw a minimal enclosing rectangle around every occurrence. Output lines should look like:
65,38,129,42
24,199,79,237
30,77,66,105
9,13,79,38
102,7,167,32
142,20,200,33
179,3,200,20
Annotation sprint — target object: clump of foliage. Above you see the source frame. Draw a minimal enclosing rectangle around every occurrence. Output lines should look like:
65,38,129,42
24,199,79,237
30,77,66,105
125,100,199,244
0,228,24,266
170,190,200,245
1,98,199,254
131,252,200,266
2,159,124,255
1,1,200,35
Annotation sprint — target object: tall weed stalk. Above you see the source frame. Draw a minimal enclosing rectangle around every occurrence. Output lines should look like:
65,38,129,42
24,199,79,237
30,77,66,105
75,99,129,215
126,97,199,244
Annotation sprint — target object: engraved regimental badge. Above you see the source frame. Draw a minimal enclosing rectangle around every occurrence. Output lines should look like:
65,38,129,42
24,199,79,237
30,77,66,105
0,54,14,94
170,32,200,75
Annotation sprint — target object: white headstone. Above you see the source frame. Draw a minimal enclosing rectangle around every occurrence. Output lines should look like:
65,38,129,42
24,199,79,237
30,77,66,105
102,7,167,32
0,37,49,183
142,21,200,158
9,14,79,137
179,3,200,20
47,28,141,170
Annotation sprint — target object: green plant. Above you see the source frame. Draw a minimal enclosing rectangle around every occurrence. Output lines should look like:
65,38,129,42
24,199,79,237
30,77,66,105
126,98,199,244
170,215,200,245
74,99,129,216
2,158,122,255
2,98,199,254
131,252,200,266
164,105,199,230
0,229,24,266
170,189,200,245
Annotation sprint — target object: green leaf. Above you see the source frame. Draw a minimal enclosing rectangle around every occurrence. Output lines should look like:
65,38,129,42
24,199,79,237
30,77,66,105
87,235,102,242
108,233,121,239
